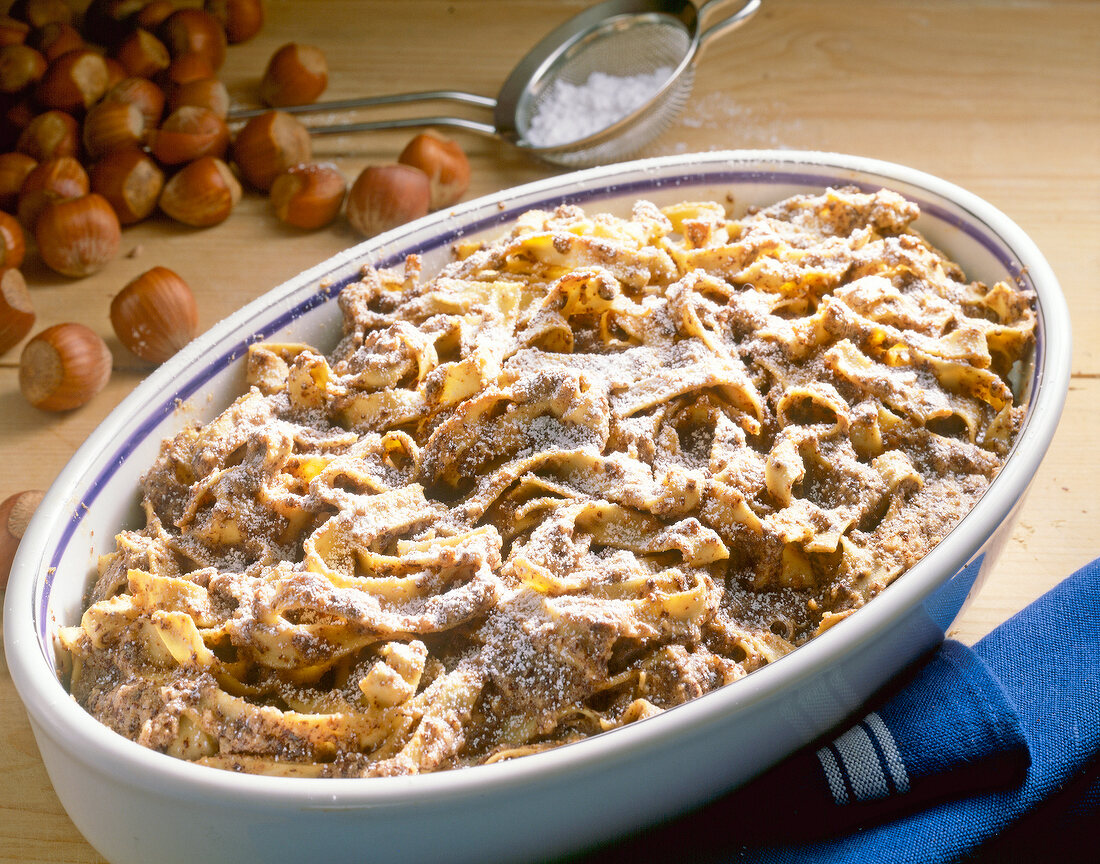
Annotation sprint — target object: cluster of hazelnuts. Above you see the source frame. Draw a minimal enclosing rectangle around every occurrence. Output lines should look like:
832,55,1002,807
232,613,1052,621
0,0,473,421
0,1,475,583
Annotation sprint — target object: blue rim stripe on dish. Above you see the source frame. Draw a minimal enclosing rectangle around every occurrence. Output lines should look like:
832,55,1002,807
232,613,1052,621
34,167,1038,654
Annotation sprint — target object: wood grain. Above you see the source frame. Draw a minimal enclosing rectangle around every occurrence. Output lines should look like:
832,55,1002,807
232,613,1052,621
1,1,1097,861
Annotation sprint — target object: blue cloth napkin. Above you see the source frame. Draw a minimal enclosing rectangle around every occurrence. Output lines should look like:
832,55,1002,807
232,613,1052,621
567,557,1100,863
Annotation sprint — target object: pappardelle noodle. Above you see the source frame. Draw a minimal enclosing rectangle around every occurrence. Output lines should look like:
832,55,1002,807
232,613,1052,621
61,188,1035,777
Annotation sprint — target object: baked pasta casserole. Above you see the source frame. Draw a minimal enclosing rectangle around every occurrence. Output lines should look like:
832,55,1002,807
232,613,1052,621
60,187,1036,776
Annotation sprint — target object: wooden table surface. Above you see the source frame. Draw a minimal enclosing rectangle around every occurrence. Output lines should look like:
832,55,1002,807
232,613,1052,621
1,1,1097,860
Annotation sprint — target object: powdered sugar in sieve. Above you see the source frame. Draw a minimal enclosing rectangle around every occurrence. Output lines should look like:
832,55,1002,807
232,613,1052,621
524,68,675,148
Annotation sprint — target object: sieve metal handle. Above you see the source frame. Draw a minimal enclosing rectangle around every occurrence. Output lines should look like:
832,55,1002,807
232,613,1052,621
697,0,762,47
290,115,499,138
227,90,500,137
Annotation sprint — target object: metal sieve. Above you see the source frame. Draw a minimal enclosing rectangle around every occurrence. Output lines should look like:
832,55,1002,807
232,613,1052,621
229,0,761,167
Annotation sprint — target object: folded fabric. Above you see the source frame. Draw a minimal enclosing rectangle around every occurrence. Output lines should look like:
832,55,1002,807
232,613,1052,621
727,638,1030,841
565,556,1100,864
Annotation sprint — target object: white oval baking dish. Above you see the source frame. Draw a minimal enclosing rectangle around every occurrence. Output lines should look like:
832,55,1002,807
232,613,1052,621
4,150,1071,864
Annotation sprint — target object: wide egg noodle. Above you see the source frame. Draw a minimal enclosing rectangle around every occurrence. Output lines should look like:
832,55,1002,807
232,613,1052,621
61,187,1035,776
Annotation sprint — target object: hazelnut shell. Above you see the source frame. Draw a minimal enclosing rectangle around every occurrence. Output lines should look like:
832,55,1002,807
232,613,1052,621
0,489,45,589
110,266,198,363
158,155,241,227
346,163,431,238
0,267,34,354
19,322,112,411
35,192,121,277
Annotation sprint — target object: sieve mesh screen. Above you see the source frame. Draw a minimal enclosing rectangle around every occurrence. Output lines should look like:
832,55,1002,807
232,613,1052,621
517,15,691,135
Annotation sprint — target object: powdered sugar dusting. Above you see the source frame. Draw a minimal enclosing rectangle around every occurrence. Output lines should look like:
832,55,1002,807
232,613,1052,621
526,68,674,147
656,90,805,153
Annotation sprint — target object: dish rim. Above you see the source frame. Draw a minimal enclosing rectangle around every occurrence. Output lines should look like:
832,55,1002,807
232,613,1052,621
4,148,1071,808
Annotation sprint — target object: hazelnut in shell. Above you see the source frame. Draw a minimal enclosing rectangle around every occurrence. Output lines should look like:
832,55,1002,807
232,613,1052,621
158,155,241,227
346,163,431,238
0,43,46,94
270,162,346,230
398,131,471,210
0,267,34,354
150,105,229,164
82,98,146,159
0,210,25,269
0,151,36,211
0,489,45,590
111,266,198,363
35,48,110,113
157,9,227,70
0,17,31,48
134,1,176,32
113,27,170,79
16,154,88,229
104,76,166,129
35,192,121,277
231,109,311,191
27,20,83,63
259,43,327,108
19,322,112,411
90,147,164,225
204,0,264,44
8,0,71,30
167,75,229,118
159,51,215,88
15,108,78,160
